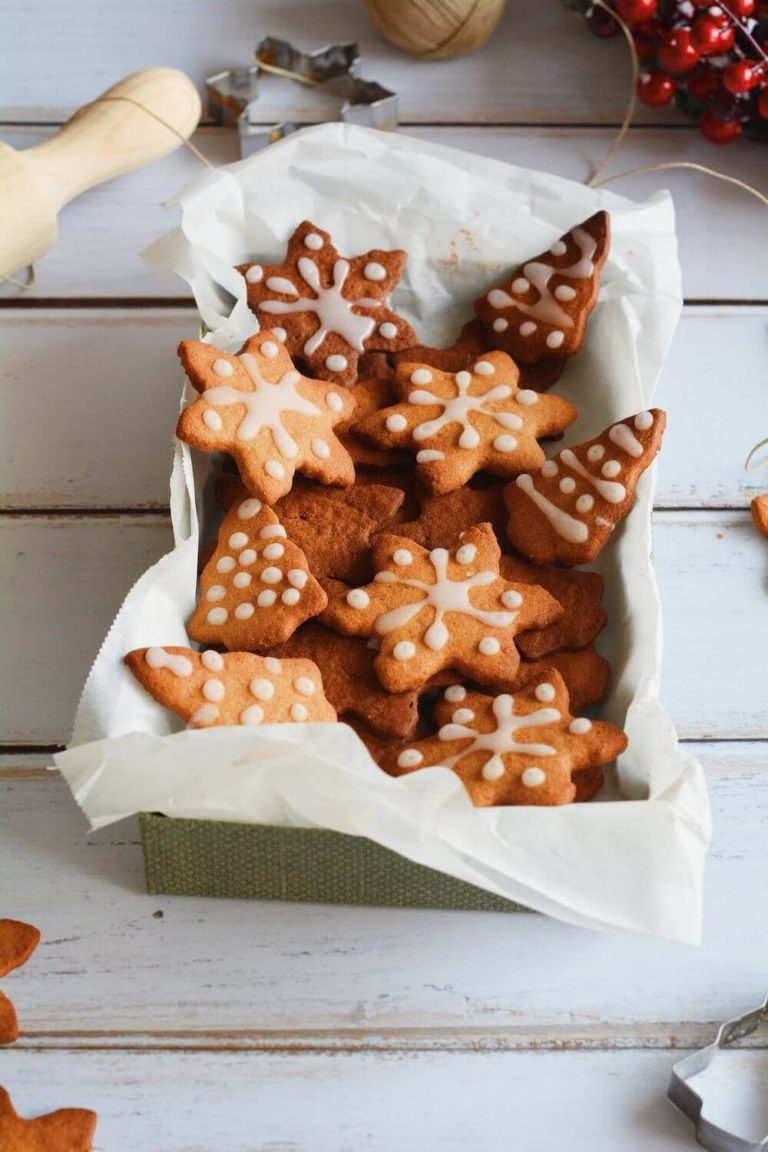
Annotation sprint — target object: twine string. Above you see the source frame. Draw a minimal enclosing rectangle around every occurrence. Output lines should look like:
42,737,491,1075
746,438,768,473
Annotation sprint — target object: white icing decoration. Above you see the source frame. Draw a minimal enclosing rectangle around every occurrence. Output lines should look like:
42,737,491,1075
291,702,309,722
260,524,287,539
261,341,279,359
233,572,251,589
398,749,423,768
229,532,248,549
486,226,597,330
474,361,495,375
238,549,257,566
559,477,576,494
493,318,509,332
501,589,523,609
304,232,323,250
386,414,407,432
546,331,565,350
416,450,445,463
262,542,285,560
364,262,386,281
393,641,415,661
282,589,300,606
202,409,222,431
245,265,263,284
347,589,369,609
260,566,282,584
595,516,615,531
408,369,515,451
587,445,605,462
478,637,500,655
456,544,476,565
207,607,228,624
266,460,285,481
201,650,224,672
569,718,592,734
522,767,546,787
609,423,644,457
264,657,282,674
325,354,348,374
393,549,413,566
561,448,626,503
576,494,594,514
190,703,219,727
379,322,397,339
535,682,556,702
203,678,225,702
437,693,560,782
273,327,287,342
541,460,559,478
326,391,343,413
311,437,330,458
410,369,433,385
288,570,307,588
512,278,530,294
444,686,466,702
206,585,226,602
212,359,234,378
145,648,193,677
266,276,298,295
250,678,275,701
515,474,589,544
519,322,537,337
550,240,567,256
452,708,475,724
634,411,654,431
235,603,254,620
216,556,235,573
294,677,315,696
260,257,381,357
238,498,262,519
257,590,277,607
240,704,264,725
494,434,517,453
554,285,576,302
601,460,622,478
516,390,538,406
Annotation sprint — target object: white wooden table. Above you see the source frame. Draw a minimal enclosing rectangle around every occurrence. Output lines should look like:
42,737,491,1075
2,2,767,1147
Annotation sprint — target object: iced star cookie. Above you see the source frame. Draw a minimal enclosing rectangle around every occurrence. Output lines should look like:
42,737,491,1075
125,647,337,727
236,220,416,386
176,334,356,504
188,495,327,650
505,409,667,566
384,671,627,807
355,351,577,495
321,522,562,693
475,211,610,364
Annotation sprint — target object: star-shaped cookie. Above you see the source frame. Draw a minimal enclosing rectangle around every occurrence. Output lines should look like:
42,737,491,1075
0,1087,96,1152
236,220,416,386
322,522,562,693
383,671,627,807
0,919,40,1045
355,351,577,494
176,334,356,504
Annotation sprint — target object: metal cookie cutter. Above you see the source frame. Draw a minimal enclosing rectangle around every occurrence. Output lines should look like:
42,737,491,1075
206,38,398,157
668,993,768,1152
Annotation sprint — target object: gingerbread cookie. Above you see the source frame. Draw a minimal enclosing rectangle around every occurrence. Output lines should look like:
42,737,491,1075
0,919,40,1045
475,211,610,364
322,523,562,693
189,496,327,650
126,647,336,727
337,376,411,470
499,554,607,658
0,1088,96,1152
751,493,768,538
355,352,577,495
176,334,356,504
384,671,627,807
515,647,610,712
395,483,508,550
236,220,416,386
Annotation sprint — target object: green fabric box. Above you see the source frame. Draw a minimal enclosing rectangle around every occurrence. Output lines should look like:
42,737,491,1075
140,813,528,912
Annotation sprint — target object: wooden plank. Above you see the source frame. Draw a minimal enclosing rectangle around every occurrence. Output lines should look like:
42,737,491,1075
1,511,766,746
2,307,765,511
2,745,766,1045
0,0,680,126
1,127,766,302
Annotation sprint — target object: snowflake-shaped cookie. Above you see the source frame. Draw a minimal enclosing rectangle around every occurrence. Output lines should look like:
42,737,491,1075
125,647,337,728
354,351,577,494
384,671,627,807
322,523,562,693
176,334,357,504
236,220,417,386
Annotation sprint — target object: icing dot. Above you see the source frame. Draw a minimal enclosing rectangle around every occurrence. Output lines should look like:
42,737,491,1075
559,477,576,494
288,570,307,588
494,434,517,453
207,607,228,625
410,369,433,385
257,589,277,607
522,767,546,787
453,708,475,724
347,589,369,609
474,361,495,375
266,460,286,481
202,409,222,431
325,355,348,374
483,759,505,781
291,702,309,722
260,524,287,540
519,322,537,338
541,460,559,478
260,566,282,584
234,603,254,620
304,233,323,250
602,460,621,478
569,718,593,734
326,391,343,413
273,327,287,343
587,445,605,462
238,499,262,519
416,449,444,464
493,318,509,333
203,678,225,702
245,264,263,283
478,637,500,656
250,678,275,700
444,686,466,702
145,648,193,676
261,341,279,359
554,284,577,302
576,494,594,513
378,322,397,339
262,542,285,560
238,549,257,567
364,261,386,281
455,370,472,389
398,749,423,768
206,585,226,602
516,389,538,406
201,650,224,672
535,682,556,702
216,556,235,573
393,641,416,661
546,331,565,350
512,277,530,294
375,571,397,583
212,359,234,378
634,411,654,431
502,589,523,609
233,572,252,589
311,437,331,459
190,703,219,727
550,240,567,256
281,588,300,606
294,677,315,696
393,549,413,566
240,704,264,725
386,414,407,433
264,658,282,676
229,532,248,549
456,543,477,565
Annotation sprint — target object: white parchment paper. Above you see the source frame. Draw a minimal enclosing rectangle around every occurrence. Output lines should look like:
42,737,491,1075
56,124,710,943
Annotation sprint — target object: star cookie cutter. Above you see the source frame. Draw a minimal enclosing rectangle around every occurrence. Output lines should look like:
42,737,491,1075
206,38,398,158
668,992,768,1152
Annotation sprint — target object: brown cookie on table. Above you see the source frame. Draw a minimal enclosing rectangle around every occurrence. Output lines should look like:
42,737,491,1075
125,646,337,727
505,408,667,566
751,493,768,538
475,211,610,364
384,671,627,807
322,523,562,693
515,647,610,712
176,333,356,504
0,919,41,1045
0,1087,96,1152
355,351,577,495
236,220,416,387
499,554,606,658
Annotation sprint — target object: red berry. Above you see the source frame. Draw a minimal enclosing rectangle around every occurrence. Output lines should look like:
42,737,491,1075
586,6,621,37
729,0,755,14
758,88,768,118
691,17,734,55
616,0,657,19
699,109,743,142
637,69,677,105
723,60,761,93
633,18,664,59
658,27,701,72
686,64,722,100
